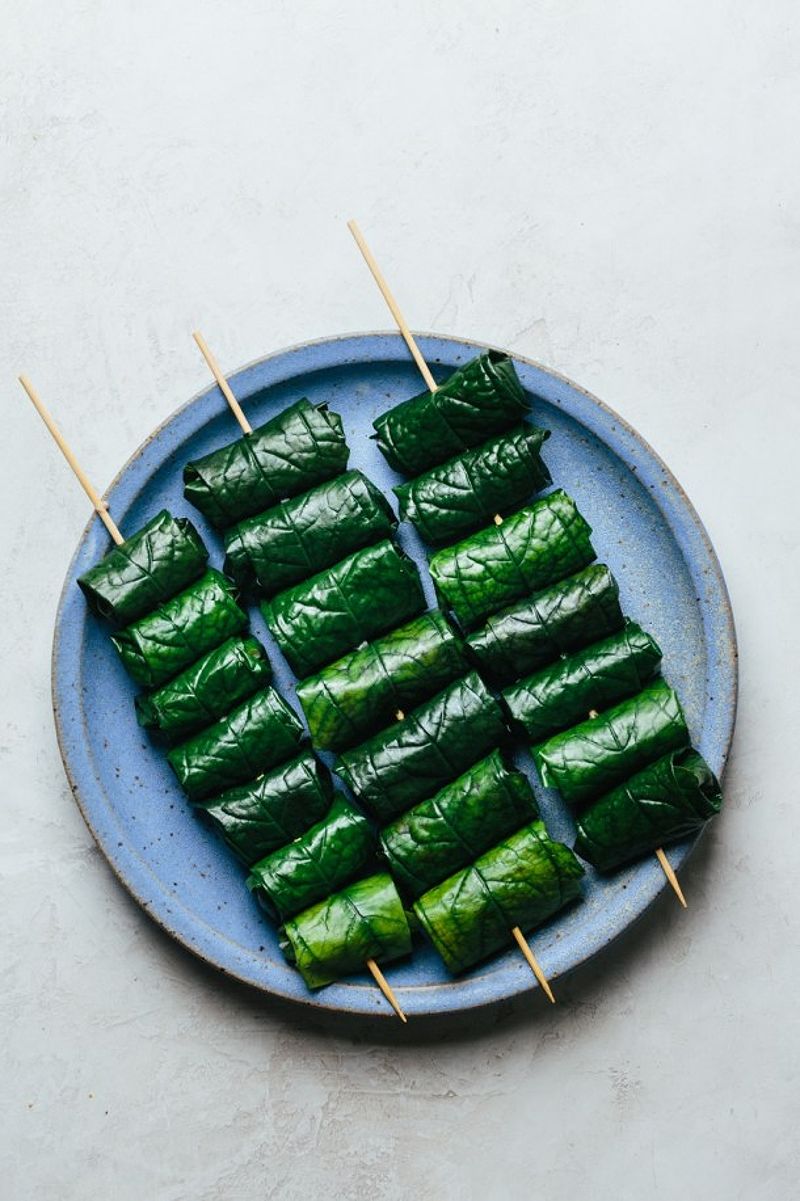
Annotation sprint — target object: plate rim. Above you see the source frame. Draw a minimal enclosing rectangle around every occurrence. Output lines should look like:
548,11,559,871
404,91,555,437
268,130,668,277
51,330,738,1019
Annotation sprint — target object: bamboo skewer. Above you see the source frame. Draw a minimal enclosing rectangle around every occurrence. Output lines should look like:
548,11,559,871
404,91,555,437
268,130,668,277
19,376,125,546
349,225,558,1003
20,374,408,1022
192,331,252,435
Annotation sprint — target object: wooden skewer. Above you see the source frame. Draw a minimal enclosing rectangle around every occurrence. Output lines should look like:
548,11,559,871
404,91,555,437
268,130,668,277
347,220,439,394
511,926,556,1004
192,331,252,435
18,376,124,545
366,957,408,1022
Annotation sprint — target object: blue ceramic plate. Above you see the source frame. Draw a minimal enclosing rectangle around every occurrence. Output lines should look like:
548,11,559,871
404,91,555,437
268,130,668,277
52,333,737,1019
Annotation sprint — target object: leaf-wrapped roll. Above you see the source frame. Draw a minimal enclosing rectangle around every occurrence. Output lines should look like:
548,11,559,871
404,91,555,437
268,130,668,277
374,350,528,475
467,565,624,686
135,636,272,740
223,470,396,596
336,671,508,823
247,795,375,922
414,821,584,975
167,688,304,801
380,750,538,898
429,490,595,630
296,611,468,752
535,680,690,808
195,750,333,864
574,749,722,872
280,872,412,989
395,425,551,546
78,510,207,623
262,540,425,678
184,398,349,528
503,623,662,745
111,569,248,689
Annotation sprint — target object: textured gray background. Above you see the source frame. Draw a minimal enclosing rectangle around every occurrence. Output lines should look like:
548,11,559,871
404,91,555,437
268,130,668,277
2,3,798,1198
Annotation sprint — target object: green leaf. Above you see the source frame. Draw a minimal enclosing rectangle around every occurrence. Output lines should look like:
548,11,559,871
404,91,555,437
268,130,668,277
467,565,624,687
429,490,595,629
224,470,395,595
184,398,349,528
296,611,468,752
195,750,333,864
395,425,551,546
167,688,304,801
503,622,662,744
247,795,376,922
336,671,508,822
373,351,528,475
262,540,425,678
111,569,248,689
574,749,722,871
380,750,538,898
414,821,583,974
280,872,412,989
135,636,272,740
78,510,207,624
535,680,690,808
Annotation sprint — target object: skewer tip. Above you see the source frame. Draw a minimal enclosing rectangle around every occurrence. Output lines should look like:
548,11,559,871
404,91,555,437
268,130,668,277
366,957,407,1022
655,847,688,908
511,926,556,1004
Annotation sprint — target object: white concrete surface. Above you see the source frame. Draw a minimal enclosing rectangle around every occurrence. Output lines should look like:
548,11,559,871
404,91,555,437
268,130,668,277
2,3,798,1198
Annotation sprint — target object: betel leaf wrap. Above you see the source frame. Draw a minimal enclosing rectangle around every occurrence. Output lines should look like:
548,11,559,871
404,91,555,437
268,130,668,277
135,636,272,740
395,425,551,547
380,750,538,898
184,398,349,528
167,688,304,801
262,540,425,678
574,749,722,872
336,671,508,823
429,490,595,630
195,750,333,864
535,680,690,808
111,569,248,689
414,821,584,975
223,470,395,596
78,509,207,623
296,611,468,752
503,622,662,745
467,565,624,687
280,872,412,989
373,350,528,475
247,795,376,922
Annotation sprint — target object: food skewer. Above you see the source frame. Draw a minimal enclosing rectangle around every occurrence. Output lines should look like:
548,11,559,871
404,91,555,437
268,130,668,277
193,331,252,435
347,218,688,912
19,374,409,1021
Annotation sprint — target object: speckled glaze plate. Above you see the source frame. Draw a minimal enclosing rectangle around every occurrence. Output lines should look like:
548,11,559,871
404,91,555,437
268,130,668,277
52,333,737,1019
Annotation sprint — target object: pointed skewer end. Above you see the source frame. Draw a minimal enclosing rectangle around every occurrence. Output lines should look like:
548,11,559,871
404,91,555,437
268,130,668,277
366,957,407,1023
511,926,556,1004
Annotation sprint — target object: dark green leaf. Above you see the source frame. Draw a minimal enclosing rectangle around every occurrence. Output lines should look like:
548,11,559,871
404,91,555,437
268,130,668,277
503,622,662,744
574,749,722,871
467,565,624,686
184,398,349,528
296,611,468,752
224,470,395,595
280,872,412,989
380,750,538,898
336,671,508,822
373,351,528,475
135,636,272,740
195,750,333,864
429,490,595,629
78,510,207,623
111,569,248,688
167,688,305,800
247,795,376,922
535,680,690,808
414,821,584,974
262,540,425,678
395,425,551,546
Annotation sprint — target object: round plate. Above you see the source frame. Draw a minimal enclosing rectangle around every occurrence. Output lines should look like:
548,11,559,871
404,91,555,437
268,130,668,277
53,333,737,1019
